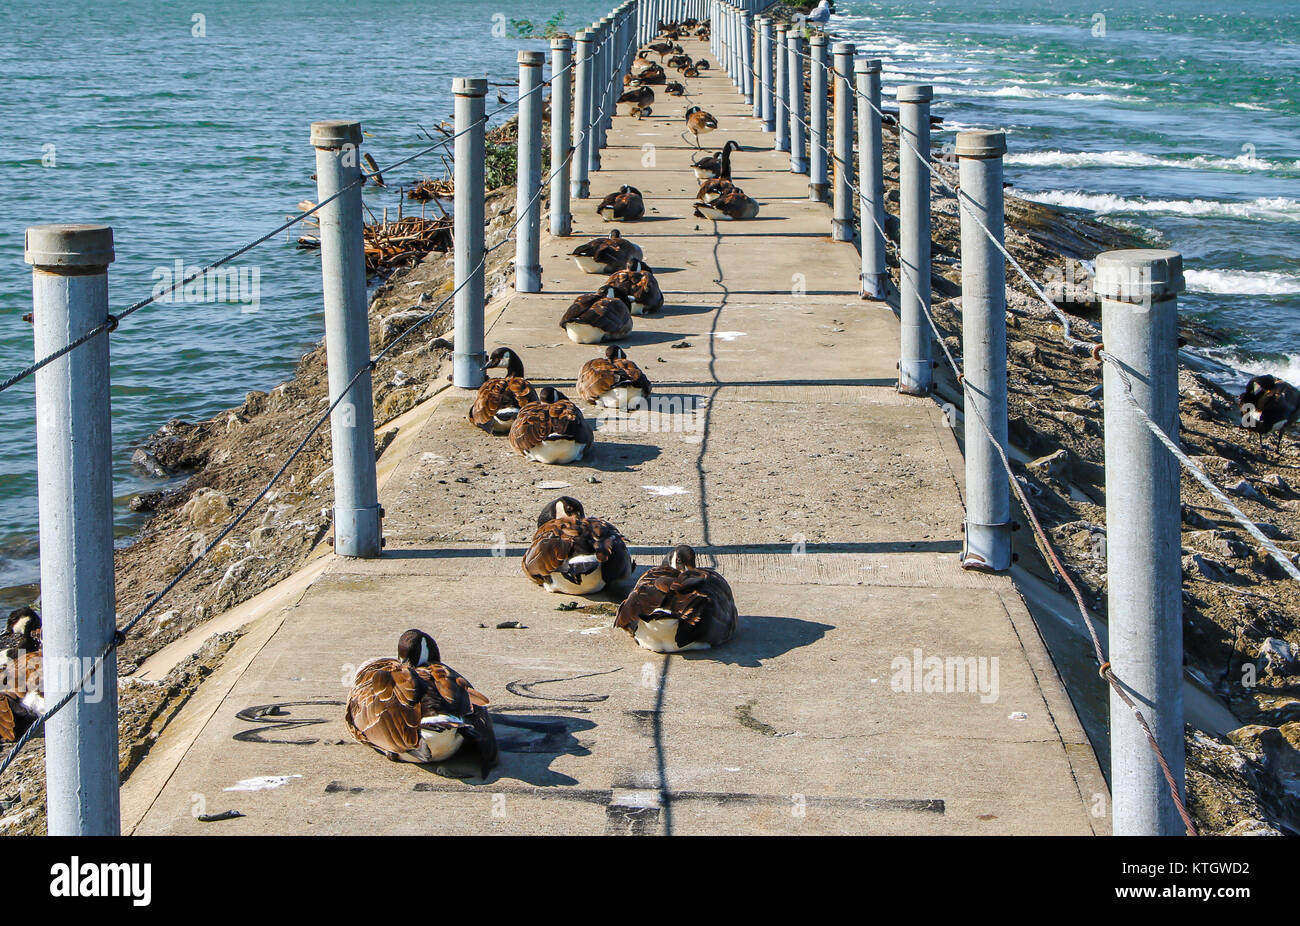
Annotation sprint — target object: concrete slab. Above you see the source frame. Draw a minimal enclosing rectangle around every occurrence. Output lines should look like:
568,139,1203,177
121,35,1107,836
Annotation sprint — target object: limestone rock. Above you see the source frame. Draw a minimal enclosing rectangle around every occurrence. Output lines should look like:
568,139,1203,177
181,488,235,529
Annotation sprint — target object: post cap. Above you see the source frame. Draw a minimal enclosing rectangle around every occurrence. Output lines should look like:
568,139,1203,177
775,22,789,31
810,34,828,46
833,42,856,55
25,224,115,269
551,35,573,49
1095,250,1185,303
453,77,488,97
310,120,362,149
955,130,1006,159
897,84,933,103
576,29,594,42
518,50,545,65
859,57,882,73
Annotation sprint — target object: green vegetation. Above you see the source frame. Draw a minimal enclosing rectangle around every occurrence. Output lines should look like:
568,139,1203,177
484,138,552,191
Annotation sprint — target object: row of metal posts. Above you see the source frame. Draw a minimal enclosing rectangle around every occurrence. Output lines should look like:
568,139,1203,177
22,1,1185,837
719,8,1188,836
19,0,645,836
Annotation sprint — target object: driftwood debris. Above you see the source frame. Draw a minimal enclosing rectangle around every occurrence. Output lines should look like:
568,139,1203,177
296,212,452,275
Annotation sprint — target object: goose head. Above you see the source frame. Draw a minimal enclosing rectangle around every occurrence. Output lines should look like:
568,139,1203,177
485,347,524,378
723,140,743,153
684,106,701,118
602,285,632,307
663,544,697,570
539,495,585,527
604,344,628,361
5,607,40,651
538,385,567,404
396,628,440,667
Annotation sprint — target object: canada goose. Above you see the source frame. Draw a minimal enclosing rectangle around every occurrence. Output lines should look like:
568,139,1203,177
523,497,634,595
509,387,594,464
667,54,692,71
684,106,717,147
633,62,666,85
0,607,42,733
597,185,645,222
470,347,538,434
577,345,653,408
570,229,644,274
618,84,654,110
631,103,653,120
693,58,710,70
694,188,760,220
682,64,700,78
692,139,742,180
664,81,686,96
560,287,634,343
345,629,497,776
646,40,674,58
1239,374,1300,452
696,178,738,201
604,259,663,315
615,545,739,653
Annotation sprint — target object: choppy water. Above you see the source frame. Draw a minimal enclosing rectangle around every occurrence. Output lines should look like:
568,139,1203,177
834,0,1300,375
0,0,609,594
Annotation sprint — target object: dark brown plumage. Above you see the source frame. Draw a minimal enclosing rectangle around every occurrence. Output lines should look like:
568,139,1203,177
614,545,739,653
694,188,760,220
1239,374,1300,452
469,347,538,434
570,228,643,274
345,629,497,776
0,692,38,744
577,345,653,408
618,84,654,108
523,497,634,595
684,106,717,148
696,178,738,201
664,81,686,96
560,287,633,343
692,139,741,179
509,387,595,464
603,259,663,315
597,185,645,222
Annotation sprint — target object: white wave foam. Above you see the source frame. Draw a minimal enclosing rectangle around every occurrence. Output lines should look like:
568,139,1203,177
1024,190,1300,221
1184,269,1300,295
1006,149,1300,172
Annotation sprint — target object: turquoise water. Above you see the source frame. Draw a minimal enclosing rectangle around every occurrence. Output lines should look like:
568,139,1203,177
834,0,1300,369
0,0,609,594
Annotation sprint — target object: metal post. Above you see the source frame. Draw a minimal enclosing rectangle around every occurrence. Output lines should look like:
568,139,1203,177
551,37,574,236
25,223,120,836
759,17,774,131
311,121,383,557
595,18,611,153
515,51,544,293
956,131,1012,573
897,84,933,395
831,43,855,242
750,14,762,118
452,80,487,389
787,32,807,174
742,11,754,107
774,24,789,152
857,60,886,299
572,31,594,199
1098,248,1186,836
808,35,828,199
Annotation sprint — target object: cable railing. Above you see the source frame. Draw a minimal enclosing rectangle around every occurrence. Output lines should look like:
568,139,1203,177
0,2,638,810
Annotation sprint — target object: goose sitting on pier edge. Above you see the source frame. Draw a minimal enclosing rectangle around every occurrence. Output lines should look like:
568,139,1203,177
692,139,742,180
614,544,739,653
694,188,760,220
603,259,662,315
577,345,652,408
523,497,634,596
618,84,654,112
469,347,538,434
345,629,498,777
1239,374,1300,452
560,287,634,344
509,387,595,464
597,185,645,222
570,229,643,274
684,106,718,148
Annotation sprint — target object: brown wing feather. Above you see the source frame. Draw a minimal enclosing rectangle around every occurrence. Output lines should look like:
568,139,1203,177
0,694,17,743
523,520,575,583
345,658,425,756
612,358,652,397
509,402,552,455
548,400,595,445
576,358,622,403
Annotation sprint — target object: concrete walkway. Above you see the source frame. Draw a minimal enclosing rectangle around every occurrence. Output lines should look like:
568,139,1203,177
122,39,1108,835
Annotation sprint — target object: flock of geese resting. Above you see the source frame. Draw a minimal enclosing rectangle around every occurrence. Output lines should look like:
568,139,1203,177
342,20,748,775
7,20,1298,793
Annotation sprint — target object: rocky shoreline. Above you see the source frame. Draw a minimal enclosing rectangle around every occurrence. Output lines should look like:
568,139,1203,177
4,15,1299,835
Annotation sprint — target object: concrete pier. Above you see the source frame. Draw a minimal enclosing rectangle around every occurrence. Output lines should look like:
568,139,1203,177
121,37,1106,836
